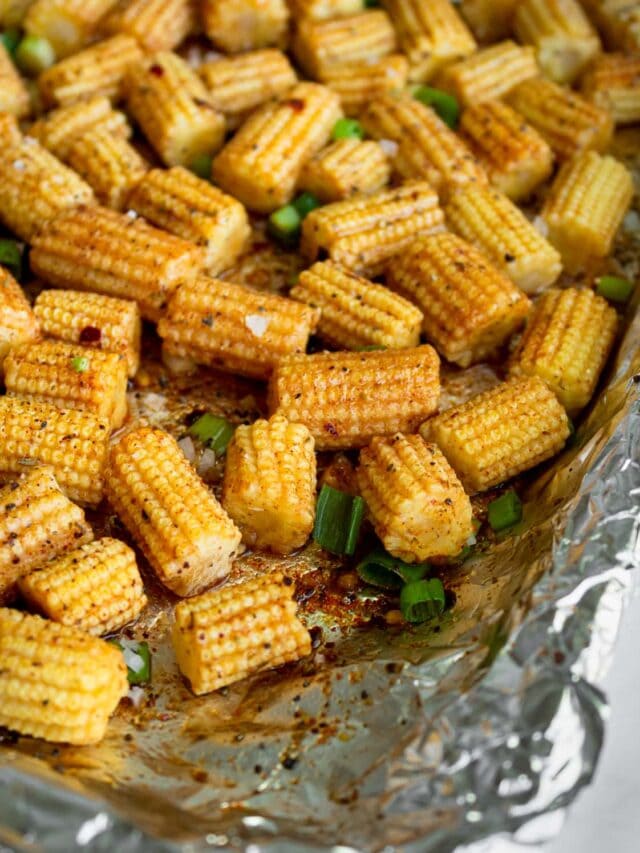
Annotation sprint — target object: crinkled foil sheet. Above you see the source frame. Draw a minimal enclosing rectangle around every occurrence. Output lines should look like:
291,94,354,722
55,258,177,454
2,140,640,853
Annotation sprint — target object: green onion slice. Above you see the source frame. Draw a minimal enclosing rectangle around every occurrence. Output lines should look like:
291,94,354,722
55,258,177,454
109,639,151,685
356,547,430,589
71,356,89,373
596,275,635,304
400,579,446,623
356,344,386,351
188,413,235,454
313,484,365,556
487,490,522,532
1,29,21,55
188,153,213,180
267,204,301,246
293,191,321,219
15,34,55,76
331,117,364,141
0,239,22,279
413,85,460,128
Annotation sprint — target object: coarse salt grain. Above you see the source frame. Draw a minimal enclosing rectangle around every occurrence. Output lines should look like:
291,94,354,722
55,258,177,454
245,314,269,337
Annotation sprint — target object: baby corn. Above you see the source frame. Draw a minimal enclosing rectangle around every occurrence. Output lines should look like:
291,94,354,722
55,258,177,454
201,0,289,53
0,42,30,117
436,41,539,106
457,0,518,42
581,53,640,126
298,139,391,202
0,112,21,146
320,54,409,115
102,0,195,52
0,268,41,369
268,345,440,450
106,425,242,597
29,95,130,160
24,0,116,57
580,0,640,53
288,0,363,20
0,0,34,27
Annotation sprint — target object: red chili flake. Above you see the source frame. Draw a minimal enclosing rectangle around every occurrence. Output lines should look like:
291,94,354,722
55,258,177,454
286,98,305,112
79,325,101,344
149,64,164,76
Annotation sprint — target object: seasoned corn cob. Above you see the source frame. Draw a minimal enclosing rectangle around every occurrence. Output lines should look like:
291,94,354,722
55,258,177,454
126,167,250,274
580,0,640,53
0,268,41,368
581,53,640,125
298,139,391,202
34,290,141,378
457,0,518,42
106,425,242,597
0,137,94,242
0,112,22,146
212,82,342,213
24,0,117,58
29,95,130,160
380,0,476,83
320,54,409,115
0,43,30,118
436,41,539,106
30,205,205,322
222,415,316,554
300,182,445,277
268,345,440,450
357,434,473,562
507,76,613,161
201,0,289,52
0,397,109,504
292,10,396,79
4,340,128,428
173,571,311,694
158,276,319,380
0,467,93,604
0,608,127,744
360,92,487,197
387,233,531,366
290,260,422,350
541,151,633,273
1,0,34,28
288,0,363,20
421,376,570,493
445,185,562,294
102,0,195,52
459,100,554,202
19,537,146,635
38,35,143,108
125,51,226,168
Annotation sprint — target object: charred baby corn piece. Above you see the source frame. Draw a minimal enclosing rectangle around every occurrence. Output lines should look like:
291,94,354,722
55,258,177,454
0,112,22,146
457,0,518,42
0,397,109,504
288,0,364,20
290,259,422,350
222,415,316,554
19,537,146,635
357,434,473,562
24,0,117,57
300,182,445,277
0,267,41,368
421,376,570,493
0,42,30,117
126,167,250,274
580,0,640,53
172,571,311,694
445,184,561,294
581,53,640,126
30,205,205,323
102,0,195,52
297,138,391,202
212,82,342,213
0,608,127,744
201,0,289,53
158,276,320,380
268,345,440,450
106,425,242,597
320,54,409,116
29,95,130,160
387,232,531,366
0,467,93,604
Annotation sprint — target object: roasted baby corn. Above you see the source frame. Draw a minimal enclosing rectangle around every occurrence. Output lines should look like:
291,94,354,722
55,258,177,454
297,139,391,202
457,0,518,42
0,112,21,146
106,425,242,597
288,0,363,20
436,41,539,106
158,276,319,380
290,260,422,350
320,54,409,115
300,182,445,277
30,205,205,322
0,42,30,117
357,434,473,562
29,95,130,160
541,151,633,273
0,608,127,744
102,0,195,52
387,233,531,366
125,51,226,168
202,0,289,52
222,415,316,554
34,290,141,378
172,571,311,695
0,467,93,604
212,82,342,213
459,99,554,202
19,537,146,635
24,0,117,57
268,345,440,450
0,0,33,27
581,53,640,125
421,376,570,493
0,268,41,369
445,185,562,293
580,0,640,53
126,167,250,274
0,397,109,505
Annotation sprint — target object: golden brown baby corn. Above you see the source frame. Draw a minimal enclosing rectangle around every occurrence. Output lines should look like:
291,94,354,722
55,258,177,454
357,434,474,562
125,51,226,168
19,537,146,635
421,376,570,493
0,0,34,27
268,345,440,450
102,0,195,52
298,139,391,202
290,260,422,350
0,42,30,117
0,268,41,369
29,95,130,160
24,0,117,57
106,425,242,597
459,99,554,202
201,0,289,52
158,276,319,380
580,0,640,53
457,0,518,42
222,415,316,554
436,41,539,106
172,571,311,695
0,112,21,146
212,82,342,213
288,0,363,20
301,182,445,277
126,167,250,274
0,608,127,744
30,205,205,322
387,233,531,366
0,397,109,504
445,185,562,294
0,467,93,604
34,290,141,378
320,54,409,115
581,53,640,126
541,151,633,273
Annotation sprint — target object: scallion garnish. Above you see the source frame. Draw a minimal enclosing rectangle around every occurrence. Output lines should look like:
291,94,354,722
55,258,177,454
596,275,635,304
313,484,365,556
356,344,386,351
0,239,22,280
109,639,152,685
267,204,302,246
71,356,89,373
293,191,321,218
487,490,522,532
14,34,55,75
0,28,21,55
188,413,235,455
188,153,213,180
356,547,430,589
413,85,460,129
400,578,446,623
331,117,364,141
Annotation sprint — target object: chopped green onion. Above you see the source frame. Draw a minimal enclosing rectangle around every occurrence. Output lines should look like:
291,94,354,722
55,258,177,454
188,153,212,180
267,204,302,247
596,275,635,304
188,413,235,454
293,191,321,219
109,639,151,685
400,578,446,623
355,344,386,351
71,356,89,373
0,239,22,279
313,484,365,556
331,117,364,141
356,547,430,589
487,490,522,532
14,34,55,76
363,0,379,6
1,28,21,55
413,85,460,128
